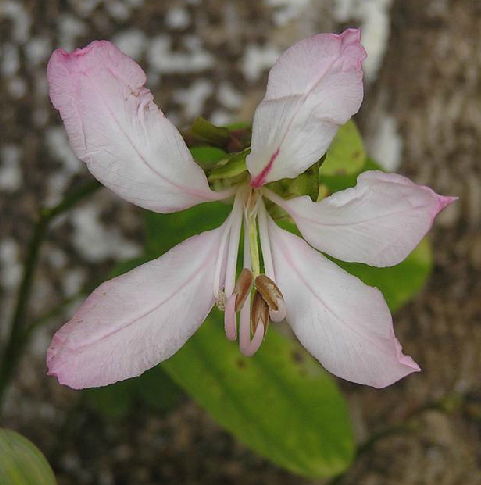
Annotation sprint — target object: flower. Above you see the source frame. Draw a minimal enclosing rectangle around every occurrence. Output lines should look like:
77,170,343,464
46,29,455,390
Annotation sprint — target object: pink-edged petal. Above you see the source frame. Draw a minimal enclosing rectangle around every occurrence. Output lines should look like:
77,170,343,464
247,29,366,187
267,216,419,388
47,222,230,389
47,41,231,213
265,171,457,267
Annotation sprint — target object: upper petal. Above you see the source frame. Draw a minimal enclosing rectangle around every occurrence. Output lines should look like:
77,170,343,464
247,29,366,187
47,41,230,213
267,216,419,388
47,222,229,389
265,171,457,267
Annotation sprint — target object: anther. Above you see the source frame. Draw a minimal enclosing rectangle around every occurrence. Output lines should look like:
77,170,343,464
251,290,270,334
254,275,286,322
234,268,253,311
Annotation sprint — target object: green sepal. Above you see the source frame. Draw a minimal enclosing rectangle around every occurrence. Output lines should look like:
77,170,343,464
266,160,320,202
208,148,250,181
189,146,227,171
184,117,231,147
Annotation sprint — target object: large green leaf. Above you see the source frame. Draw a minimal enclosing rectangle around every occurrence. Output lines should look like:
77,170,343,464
320,120,365,177
162,310,354,478
0,428,56,485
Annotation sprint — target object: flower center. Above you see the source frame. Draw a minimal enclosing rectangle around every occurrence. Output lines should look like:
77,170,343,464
219,186,286,356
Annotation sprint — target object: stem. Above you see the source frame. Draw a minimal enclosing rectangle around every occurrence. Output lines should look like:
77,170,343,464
0,180,101,412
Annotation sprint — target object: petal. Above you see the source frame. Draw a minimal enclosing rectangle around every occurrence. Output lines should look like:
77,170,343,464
247,29,366,187
265,171,457,267
267,216,419,388
47,41,230,213
47,222,229,389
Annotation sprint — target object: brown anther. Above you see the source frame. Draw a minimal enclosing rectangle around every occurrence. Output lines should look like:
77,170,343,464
251,290,270,334
254,274,284,312
234,268,253,311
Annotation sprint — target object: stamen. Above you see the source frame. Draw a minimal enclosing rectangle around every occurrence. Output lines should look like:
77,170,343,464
251,290,270,334
269,299,286,323
224,193,244,296
224,294,237,341
244,322,264,357
239,292,252,352
254,275,286,322
234,268,253,311
213,218,234,299
257,199,275,280
254,275,281,310
239,292,264,357
257,200,286,322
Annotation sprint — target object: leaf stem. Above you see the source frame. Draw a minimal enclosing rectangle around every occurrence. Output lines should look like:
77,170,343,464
0,180,102,413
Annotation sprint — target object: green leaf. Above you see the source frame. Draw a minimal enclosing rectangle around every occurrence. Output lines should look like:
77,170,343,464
320,120,365,176
163,310,354,478
189,146,227,171
333,238,432,313
0,428,56,485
